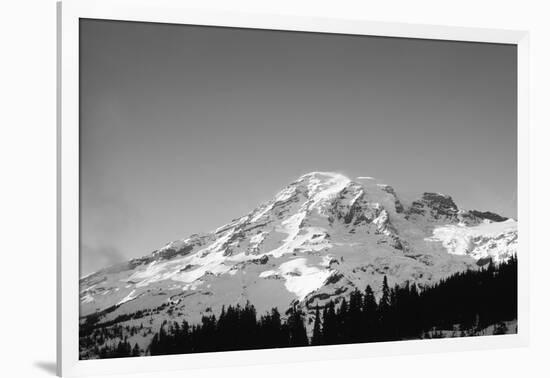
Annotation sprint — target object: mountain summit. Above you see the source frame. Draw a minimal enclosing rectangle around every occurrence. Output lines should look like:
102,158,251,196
80,172,517,350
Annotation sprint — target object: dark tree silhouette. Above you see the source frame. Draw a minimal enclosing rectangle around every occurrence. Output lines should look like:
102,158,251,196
311,306,323,346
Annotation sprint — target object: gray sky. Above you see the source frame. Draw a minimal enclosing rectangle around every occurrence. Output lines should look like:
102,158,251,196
79,19,517,276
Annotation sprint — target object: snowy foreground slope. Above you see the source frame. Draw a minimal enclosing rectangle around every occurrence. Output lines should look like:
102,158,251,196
80,172,517,347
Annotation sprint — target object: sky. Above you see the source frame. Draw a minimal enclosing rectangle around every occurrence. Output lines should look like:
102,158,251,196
79,19,517,276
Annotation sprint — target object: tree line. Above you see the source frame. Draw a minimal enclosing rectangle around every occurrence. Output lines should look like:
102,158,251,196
92,256,517,358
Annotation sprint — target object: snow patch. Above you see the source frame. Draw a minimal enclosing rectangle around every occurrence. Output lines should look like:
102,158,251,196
258,258,333,300
81,293,94,304
259,270,277,278
250,232,267,246
278,258,333,300
117,290,137,305
260,258,332,299
182,281,203,291
425,219,517,262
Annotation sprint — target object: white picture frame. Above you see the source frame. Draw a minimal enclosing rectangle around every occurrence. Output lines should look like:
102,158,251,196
57,0,530,376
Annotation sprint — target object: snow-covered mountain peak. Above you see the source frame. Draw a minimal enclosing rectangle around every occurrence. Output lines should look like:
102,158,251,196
296,172,351,212
290,172,350,201
80,173,517,335
297,171,349,182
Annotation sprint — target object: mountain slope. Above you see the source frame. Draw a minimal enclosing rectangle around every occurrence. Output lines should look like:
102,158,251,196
79,172,517,352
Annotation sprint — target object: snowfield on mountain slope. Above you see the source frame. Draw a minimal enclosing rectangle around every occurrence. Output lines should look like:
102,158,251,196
425,219,517,262
259,258,334,300
79,172,517,341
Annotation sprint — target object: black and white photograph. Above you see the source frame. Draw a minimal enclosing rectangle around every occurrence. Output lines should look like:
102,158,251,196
78,19,518,360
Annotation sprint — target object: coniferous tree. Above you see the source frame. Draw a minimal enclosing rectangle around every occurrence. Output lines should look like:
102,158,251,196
337,298,349,342
131,343,140,357
363,284,378,341
378,275,392,337
379,276,391,311
348,289,363,342
321,301,337,345
287,305,309,347
378,276,391,322
311,306,323,346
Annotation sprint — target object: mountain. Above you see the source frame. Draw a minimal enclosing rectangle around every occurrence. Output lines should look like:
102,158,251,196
79,172,517,352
